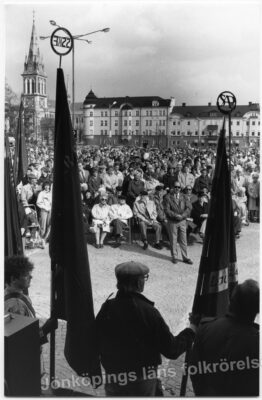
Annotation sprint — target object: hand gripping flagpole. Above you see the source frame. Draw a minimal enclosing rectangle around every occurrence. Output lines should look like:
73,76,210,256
49,26,74,392
179,91,237,397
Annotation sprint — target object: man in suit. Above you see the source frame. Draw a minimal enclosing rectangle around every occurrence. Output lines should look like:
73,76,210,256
163,181,193,264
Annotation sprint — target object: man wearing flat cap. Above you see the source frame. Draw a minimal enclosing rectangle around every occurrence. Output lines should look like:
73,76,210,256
96,261,197,396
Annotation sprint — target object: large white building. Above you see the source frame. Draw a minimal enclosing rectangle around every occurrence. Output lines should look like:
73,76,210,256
73,92,260,149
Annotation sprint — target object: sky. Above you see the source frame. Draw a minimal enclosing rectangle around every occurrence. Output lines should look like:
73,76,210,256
3,0,262,106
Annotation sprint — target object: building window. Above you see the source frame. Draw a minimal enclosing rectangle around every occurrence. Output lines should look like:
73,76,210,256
146,120,148,126
89,111,93,117
115,129,118,135
173,121,176,126
135,130,139,135
252,121,255,125
104,130,107,135
135,110,139,116
128,111,132,116
149,130,152,135
101,130,103,135
246,121,249,126
236,132,239,136
104,120,107,126
163,110,166,116
101,121,104,126
90,121,93,126
101,112,104,117
152,100,159,107
123,130,127,135
178,121,180,125
114,120,118,126
187,121,190,125
258,121,260,126
177,131,180,135
136,120,139,126
258,132,260,136
124,120,127,126
202,131,205,135
129,120,131,126
159,110,162,117
105,112,108,117
252,132,255,136
163,120,166,127
187,131,191,136
195,131,198,135
149,120,152,126
115,111,118,117
150,111,152,116
237,121,240,126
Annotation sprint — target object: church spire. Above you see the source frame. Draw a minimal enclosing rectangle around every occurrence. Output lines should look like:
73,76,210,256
28,10,39,63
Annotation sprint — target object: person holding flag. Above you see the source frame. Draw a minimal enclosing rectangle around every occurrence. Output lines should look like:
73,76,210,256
189,279,259,396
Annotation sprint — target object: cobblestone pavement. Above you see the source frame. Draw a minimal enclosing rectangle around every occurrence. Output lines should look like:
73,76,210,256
27,222,259,396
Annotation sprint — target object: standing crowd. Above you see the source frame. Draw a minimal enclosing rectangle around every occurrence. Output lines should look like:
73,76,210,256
14,142,259,263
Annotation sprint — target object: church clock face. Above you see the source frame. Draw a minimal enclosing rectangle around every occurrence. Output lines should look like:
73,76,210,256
39,98,45,108
26,98,34,107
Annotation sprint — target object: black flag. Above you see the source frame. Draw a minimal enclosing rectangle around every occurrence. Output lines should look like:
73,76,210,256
192,119,238,317
5,135,23,256
13,101,28,185
49,68,100,379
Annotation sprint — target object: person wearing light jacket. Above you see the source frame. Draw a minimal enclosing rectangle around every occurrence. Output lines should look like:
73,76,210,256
109,196,133,246
36,181,52,241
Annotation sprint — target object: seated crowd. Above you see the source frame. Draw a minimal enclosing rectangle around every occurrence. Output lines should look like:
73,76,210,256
15,144,260,250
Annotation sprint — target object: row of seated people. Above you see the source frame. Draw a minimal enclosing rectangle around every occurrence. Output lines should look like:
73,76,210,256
83,183,243,250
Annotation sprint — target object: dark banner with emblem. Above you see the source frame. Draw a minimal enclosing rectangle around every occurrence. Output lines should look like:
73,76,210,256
5,135,23,256
13,101,28,186
49,68,101,378
192,119,238,317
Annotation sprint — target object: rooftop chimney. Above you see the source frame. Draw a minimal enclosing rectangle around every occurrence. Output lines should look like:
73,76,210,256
249,102,252,106
182,102,186,107
208,102,211,106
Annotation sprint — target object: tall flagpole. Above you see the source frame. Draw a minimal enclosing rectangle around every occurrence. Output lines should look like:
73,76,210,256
49,262,56,389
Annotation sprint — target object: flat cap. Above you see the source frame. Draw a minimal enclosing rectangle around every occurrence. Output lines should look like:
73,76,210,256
115,261,149,279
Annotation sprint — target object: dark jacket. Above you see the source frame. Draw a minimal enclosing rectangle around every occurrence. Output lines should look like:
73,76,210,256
96,291,195,376
163,193,192,222
127,180,145,201
193,175,212,194
88,176,103,196
189,314,259,396
162,173,176,189
191,200,209,228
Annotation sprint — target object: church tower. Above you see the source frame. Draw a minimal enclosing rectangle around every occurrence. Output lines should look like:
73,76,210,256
21,12,47,140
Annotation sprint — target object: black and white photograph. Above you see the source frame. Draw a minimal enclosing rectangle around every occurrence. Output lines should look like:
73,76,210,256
4,0,260,396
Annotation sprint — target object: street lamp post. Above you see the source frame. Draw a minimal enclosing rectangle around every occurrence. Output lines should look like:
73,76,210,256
40,21,110,140
109,101,117,146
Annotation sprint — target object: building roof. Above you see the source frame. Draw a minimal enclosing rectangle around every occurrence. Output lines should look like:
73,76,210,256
171,102,260,118
83,91,170,108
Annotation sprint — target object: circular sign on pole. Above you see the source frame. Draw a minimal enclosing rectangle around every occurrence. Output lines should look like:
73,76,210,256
50,27,73,56
217,91,237,114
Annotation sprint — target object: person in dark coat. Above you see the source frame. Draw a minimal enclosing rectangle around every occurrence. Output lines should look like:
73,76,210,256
189,279,259,397
163,181,193,264
191,191,209,237
127,170,145,208
193,167,212,194
96,261,197,396
162,167,177,190
88,168,103,199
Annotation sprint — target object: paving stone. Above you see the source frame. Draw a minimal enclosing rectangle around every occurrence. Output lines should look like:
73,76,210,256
27,223,259,396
